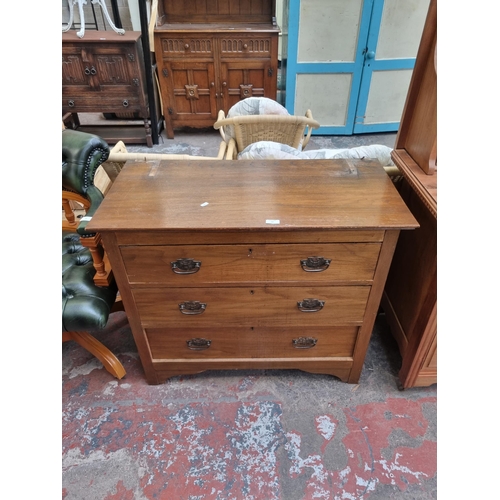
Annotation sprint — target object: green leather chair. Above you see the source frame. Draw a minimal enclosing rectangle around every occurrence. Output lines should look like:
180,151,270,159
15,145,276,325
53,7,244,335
62,129,126,379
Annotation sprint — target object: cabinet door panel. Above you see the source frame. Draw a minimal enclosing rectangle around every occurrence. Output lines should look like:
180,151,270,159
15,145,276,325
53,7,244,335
165,62,217,120
62,53,88,87
221,60,275,110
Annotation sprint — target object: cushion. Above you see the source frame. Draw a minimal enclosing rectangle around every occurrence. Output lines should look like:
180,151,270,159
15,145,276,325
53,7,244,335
237,142,395,166
238,141,304,160
224,98,289,142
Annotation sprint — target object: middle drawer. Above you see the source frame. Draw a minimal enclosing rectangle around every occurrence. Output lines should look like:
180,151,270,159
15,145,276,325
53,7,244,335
121,243,381,285
132,286,371,328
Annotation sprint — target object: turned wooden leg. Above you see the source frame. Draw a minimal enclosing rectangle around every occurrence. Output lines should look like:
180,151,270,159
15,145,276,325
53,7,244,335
80,233,113,286
63,331,126,379
62,199,77,226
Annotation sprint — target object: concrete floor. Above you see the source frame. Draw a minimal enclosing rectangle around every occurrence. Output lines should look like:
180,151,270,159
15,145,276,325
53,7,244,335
62,121,437,499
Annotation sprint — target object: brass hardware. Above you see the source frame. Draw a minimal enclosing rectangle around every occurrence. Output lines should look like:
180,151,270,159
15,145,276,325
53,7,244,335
300,256,331,272
127,53,135,62
184,43,190,50
210,82,215,87
243,44,248,49
84,67,91,75
186,338,211,350
122,100,129,107
132,78,139,86
297,298,325,312
90,66,96,75
292,337,318,349
179,301,206,315
68,100,75,107
185,84,199,100
171,258,201,274
222,81,227,87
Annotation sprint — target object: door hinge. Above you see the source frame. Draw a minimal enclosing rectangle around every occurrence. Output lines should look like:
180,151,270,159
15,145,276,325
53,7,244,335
162,68,169,77
268,67,274,77
168,107,173,115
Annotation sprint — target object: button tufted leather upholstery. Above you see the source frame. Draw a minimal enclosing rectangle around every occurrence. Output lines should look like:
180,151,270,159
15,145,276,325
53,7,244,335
62,128,110,236
62,130,125,379
62,231,118,332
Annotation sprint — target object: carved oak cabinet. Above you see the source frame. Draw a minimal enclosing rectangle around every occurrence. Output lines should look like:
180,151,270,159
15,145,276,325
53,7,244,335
62,31,152,147
88,158,418,385
154,0,280,138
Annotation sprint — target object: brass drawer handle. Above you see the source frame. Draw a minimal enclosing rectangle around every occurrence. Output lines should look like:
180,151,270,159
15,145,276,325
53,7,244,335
300,256,331,272
297,298,325,312
179,301,206,315
292,337,317,349
171,258,201,274
186,338,211,350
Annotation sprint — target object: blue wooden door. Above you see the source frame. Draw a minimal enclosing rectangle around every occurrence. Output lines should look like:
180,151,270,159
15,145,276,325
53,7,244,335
284,0,429,135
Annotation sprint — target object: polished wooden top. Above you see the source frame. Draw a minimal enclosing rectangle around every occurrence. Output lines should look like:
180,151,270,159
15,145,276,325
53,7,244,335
62,31,141,43
88,159,418,233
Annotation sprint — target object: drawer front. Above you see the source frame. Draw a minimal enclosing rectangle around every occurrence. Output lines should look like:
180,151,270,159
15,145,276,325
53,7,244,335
133,286,370,328
158,36,214,58
219,35,276,58
121,243,381,285
146,326,359,360
62,93,143,113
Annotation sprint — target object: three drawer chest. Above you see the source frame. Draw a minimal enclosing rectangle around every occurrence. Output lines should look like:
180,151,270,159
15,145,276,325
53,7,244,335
88,158,418,385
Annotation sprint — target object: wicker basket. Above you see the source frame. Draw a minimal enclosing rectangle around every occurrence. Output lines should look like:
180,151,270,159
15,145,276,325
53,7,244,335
213,109,320,159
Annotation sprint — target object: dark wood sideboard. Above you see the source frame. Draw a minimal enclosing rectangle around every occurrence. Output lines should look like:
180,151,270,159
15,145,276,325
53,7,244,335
88,158,418,385
62,31,153,147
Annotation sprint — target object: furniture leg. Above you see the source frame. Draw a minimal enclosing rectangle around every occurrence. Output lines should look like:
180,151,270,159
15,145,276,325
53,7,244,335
63,331,126,379
92,0,125,35
76,0,86,38
62,0,74,32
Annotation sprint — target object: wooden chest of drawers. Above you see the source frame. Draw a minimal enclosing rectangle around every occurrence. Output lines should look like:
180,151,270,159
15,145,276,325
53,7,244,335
88,159,418,385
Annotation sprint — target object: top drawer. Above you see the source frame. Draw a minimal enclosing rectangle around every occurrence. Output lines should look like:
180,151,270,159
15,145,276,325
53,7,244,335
219,35,276,58
120,243,381,285
157,36,215,58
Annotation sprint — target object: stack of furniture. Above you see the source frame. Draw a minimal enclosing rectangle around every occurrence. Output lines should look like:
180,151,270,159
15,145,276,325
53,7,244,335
381,0,437,389
153,0,280,138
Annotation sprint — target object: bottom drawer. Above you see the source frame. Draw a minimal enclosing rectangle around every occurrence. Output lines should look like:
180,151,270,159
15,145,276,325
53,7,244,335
146,326,359,360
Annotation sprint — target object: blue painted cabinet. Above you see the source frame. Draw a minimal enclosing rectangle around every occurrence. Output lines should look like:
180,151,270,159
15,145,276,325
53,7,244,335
283,0,430,135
